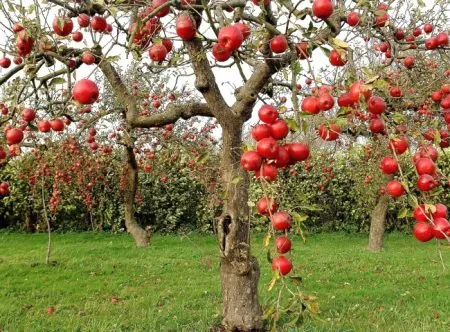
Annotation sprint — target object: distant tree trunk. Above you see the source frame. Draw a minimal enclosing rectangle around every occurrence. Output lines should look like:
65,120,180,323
123,145,149,248
24,207,36,233
368,193,390,252
217,121,263,331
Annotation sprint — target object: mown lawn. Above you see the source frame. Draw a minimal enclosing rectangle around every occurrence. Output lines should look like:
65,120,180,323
0,231,448,331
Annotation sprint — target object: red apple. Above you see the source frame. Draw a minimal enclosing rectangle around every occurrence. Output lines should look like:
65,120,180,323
5,128,24,145
176,14,196,40
252,124,271,141
413,222,434,242
0,57,11,68
432,218,450,239
386,180,405,197
417,174,438,192
271,212,292,230
53,16,73,36
212,43,232,62
91,16,107,32
21,108,35,122
379,156,398,174
72,79,99,105
346,12,360,26
257,137,279,159
218,26,243,52
329,49,346,66
312,0,333,20
240,151,262,171
275,236,291,253
78,14,90,27
72,31,83,42
287,143,310,162
415,158,436,175
301,96,320,114
149,44,167,61
256,197,278,216
258,105,278,124
270,35,288,54
269,119,289,140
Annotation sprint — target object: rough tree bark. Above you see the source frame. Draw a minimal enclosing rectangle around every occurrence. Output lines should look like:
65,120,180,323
123,143,149,248
367,193,390,252
24,207,37,233
217,121,264,331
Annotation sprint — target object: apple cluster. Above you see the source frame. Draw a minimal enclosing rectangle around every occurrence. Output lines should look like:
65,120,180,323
379,141,449,241
412,204,449,242
240,104,311,276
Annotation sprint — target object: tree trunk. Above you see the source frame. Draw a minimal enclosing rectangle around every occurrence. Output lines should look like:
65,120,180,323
24,207,36,233
217,122,264,331
367,193,390,252
123,145,149,248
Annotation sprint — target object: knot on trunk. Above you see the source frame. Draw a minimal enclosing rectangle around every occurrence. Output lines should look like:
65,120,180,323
195,77,210,93
218,215,232,253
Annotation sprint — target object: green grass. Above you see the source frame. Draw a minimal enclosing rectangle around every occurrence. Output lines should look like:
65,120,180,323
0,232,448,331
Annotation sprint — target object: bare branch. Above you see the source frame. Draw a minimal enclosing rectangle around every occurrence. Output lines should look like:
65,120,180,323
133,102,212,128
184,38,230,120
0,64,26,85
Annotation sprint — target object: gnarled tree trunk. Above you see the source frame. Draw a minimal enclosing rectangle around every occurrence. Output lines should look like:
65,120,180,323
217,122,264,331
367,193,390,252
123,145,149,248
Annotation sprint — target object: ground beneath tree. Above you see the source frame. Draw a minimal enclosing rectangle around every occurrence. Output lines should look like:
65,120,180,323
0,232,448,331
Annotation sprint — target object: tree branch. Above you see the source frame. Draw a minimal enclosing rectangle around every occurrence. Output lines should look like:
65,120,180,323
99,58,212,128
233,2,344,119
184,37,230,121
133,102,212,128
0,63,26,85
46,0,77,15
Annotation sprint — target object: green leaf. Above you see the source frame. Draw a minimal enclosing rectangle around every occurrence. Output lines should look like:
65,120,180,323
292,62,302,75
49,77,66,86
397,207,409,219
292,211,309,222
266,249,272,264
263,304,275,320
263,232,271,247
109,6,118,17
268,271,279,291
320,46,330,57
392,113,406,124
230,176,242,184
27,3,35,14
372,79,388,91
362,67,373,77
286,118,300,132
104,56,121,63
334,118,348,127
7,1,14,12
196,152,209,165
301,120,309,133
332,38,349,49
24,64,37,76
57,18,65,31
